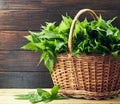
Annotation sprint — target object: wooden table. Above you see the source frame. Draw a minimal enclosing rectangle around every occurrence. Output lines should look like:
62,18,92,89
0,89,120,104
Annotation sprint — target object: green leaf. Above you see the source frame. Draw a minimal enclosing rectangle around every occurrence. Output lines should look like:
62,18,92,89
100,45,110,52
38,33,58,39
107,29,113,36
37,88,51,100
34,42,45,51
110,44,116,50
44,58,54,74
39,52,47,63
58,15,72,33
39,50,56,74
74,21,81,31
37,88,46,96
29,31,40,36
111,51,119,58
55,40,65,52
96,15,108,29
15,92,36,100
31,34,40,43
30,94,42,103
16,86,65,103
24,35,33,42
51,85,60,99
21,42,39,51
43,22,56,32
107,17,117,25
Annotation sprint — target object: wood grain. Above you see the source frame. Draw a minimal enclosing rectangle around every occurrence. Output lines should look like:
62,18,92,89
0,10,120,50
0,89,120,104
0,72,53,88
0,51,47,72
0,0,120,10
0,10,119,31
0,31,28,50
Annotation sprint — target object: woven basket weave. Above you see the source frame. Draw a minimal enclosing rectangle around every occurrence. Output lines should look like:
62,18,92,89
52,9,120,99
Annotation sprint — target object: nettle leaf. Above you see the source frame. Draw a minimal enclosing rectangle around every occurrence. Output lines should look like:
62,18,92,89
110,44,116,50
62,15,72,26
107,17,117,25
55,40,65,52
97,15,108,29
15,92,38,101
44,57,54,74
21,42,39,51
107,29,113,36
16,86,64,103
38,33,58,39
37,88,47,96
24,35,33,42
42,50,56,74
39,52,48,63
43,22,56,32
58,15,72,33
29,31,40,35
100,45,110,52
30,94,42,103
34,43,45,51
74,21,81,37
51,85,60,98
32,34,40,43
59,21,69,33
114,30,119,37
111,51,119,58
80,18,89,28
58,33,68,42
37,88,51,100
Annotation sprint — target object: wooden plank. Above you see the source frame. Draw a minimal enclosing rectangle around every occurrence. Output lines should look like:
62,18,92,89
0,51,48,72
0,72,53,88
0,0,120,10
0,8,120,50
0,31,28,50
45,0,120,11
0,10,47,31
0,0,45,10
0,89,120,104
0,10,119,31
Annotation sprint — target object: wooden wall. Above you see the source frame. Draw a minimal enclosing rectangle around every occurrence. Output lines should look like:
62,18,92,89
0,0,120,88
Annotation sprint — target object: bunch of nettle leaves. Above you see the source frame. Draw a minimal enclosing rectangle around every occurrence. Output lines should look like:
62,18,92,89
16,85,65,104
22,15,120,74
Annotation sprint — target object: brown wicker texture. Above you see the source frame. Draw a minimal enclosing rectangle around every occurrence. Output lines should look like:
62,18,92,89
52,9,120,99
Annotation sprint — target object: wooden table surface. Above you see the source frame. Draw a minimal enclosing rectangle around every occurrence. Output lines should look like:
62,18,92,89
0,89,120,104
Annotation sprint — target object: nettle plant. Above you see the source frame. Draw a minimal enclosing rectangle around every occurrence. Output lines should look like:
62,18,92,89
22,15,120,74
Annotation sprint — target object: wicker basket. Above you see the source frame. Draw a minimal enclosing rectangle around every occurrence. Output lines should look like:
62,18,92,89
52,9,120,99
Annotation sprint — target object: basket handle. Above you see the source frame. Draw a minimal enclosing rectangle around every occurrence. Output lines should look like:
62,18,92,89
68,9,98,55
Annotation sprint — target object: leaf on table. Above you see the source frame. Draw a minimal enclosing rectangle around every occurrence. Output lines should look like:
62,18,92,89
15,92,36,100
15,86,65,104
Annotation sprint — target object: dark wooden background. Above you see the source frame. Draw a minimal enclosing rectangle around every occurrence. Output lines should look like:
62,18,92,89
0,0,120,88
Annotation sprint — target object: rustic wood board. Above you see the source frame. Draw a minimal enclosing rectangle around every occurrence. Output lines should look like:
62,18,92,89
0,31,28,50
0,0,120,10
0,51,47,72
0,10,119,31
0,89,120,104
0,72,53,88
